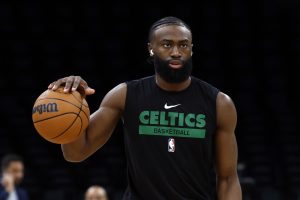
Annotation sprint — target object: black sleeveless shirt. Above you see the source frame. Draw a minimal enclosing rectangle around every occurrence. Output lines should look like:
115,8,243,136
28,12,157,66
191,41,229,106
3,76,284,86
122,76,219,200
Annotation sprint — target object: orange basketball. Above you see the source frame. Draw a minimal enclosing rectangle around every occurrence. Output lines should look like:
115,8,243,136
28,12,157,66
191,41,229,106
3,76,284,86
32,87,90,144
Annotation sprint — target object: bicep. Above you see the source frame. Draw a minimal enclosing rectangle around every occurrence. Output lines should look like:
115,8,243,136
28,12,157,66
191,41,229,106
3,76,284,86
215,92,238,179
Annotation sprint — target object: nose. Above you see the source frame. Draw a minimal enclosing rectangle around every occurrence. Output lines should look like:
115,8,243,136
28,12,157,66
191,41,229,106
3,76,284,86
170,46,181,58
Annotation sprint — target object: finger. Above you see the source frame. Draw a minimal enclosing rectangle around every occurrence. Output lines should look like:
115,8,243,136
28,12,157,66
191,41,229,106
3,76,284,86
48,81,56,89
79,79,95,95
79,78,89,90
64,76,75,93
71,76,82,91
52,78,64,90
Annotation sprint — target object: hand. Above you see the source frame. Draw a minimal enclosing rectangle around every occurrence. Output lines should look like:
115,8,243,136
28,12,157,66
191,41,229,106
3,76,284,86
48,75,95,96
1,173,15,193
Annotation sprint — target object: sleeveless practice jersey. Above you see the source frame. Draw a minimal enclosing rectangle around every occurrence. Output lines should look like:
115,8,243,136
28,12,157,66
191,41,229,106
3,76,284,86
122,76,219,200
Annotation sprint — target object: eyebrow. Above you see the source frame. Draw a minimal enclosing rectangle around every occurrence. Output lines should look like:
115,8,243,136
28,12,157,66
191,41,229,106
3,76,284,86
160,39,190,43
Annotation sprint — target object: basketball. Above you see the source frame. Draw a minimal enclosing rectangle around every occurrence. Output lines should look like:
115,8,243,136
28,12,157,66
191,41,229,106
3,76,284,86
32,87,90,144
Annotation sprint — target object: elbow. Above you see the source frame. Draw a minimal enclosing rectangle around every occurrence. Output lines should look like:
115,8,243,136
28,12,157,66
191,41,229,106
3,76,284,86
61,145,87,162
62,151,86,162
218,171,239,182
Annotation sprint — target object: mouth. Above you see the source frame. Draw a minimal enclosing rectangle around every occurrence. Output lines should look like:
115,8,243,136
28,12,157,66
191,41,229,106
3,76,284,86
168,60,183,69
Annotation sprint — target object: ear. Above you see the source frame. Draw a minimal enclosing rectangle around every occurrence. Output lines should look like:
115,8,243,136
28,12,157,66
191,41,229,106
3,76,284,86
148,42,154,56
191,43,193,56
148,42,152,52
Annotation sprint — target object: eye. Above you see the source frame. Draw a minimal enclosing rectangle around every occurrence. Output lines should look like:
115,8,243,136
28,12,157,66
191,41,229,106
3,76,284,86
180,44,188,48
163,43,171,48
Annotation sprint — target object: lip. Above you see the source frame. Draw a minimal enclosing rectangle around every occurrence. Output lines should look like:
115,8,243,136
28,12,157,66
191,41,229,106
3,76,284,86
168,60,183,69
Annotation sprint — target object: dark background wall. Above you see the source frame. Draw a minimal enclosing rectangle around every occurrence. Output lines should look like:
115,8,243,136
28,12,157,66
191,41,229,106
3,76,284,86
0,1,299,199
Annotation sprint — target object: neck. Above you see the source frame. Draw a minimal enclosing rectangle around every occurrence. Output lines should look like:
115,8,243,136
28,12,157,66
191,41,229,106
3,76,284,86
155,74,191,92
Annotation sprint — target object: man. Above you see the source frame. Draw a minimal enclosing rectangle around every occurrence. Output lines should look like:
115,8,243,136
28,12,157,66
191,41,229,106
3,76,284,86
48,16,242,199
85,185,108,200
0,154,29,200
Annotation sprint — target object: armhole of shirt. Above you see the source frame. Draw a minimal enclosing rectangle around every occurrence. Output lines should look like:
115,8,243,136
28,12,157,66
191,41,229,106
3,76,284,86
122,81,132,126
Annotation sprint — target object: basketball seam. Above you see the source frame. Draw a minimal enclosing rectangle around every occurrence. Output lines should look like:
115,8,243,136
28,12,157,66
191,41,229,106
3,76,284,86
50,98,83,140
51,115,83,142
78,98,89,122
78,104,89,122
77,115,83,137
78,99,83,137
71,93,89,108
36,97,90,120
33,112,78,123
50,109,81,140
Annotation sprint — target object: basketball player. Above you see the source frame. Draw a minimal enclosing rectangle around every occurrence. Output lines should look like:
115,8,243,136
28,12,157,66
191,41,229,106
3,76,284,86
49,16,242,200
85,185,108,200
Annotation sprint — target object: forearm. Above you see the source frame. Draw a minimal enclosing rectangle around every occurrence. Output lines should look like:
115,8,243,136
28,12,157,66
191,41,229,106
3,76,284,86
61,130,89,162
61,110,115,162
217,173,242,200
61,129,109,162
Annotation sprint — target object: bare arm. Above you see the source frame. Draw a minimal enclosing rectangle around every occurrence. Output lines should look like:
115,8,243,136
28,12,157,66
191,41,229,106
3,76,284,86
215,92,242,200
61,83,126,162
48,75,126,162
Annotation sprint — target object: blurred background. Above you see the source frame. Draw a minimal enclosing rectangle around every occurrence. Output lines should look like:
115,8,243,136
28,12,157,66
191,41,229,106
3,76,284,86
0,1,299,199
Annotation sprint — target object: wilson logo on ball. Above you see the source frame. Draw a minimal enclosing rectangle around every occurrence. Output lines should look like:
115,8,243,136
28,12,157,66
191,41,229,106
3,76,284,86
32,103,59,114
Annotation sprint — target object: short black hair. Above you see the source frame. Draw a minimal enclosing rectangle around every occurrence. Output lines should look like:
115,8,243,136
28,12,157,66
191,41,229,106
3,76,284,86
1,154,23,171
148,16,192,42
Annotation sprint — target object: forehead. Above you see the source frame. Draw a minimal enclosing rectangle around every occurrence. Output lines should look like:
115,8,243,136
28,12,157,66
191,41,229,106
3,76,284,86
152,25,192,42
8,161,23,168
86,188,105,196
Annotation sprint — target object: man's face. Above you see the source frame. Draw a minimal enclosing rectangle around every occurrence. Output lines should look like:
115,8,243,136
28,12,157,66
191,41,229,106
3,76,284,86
149,25,193,83
85,187,108,200
3,161,24,185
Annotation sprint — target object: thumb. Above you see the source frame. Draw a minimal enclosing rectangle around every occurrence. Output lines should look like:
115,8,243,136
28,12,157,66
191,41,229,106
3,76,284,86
76,85,95,96
85,87,95,95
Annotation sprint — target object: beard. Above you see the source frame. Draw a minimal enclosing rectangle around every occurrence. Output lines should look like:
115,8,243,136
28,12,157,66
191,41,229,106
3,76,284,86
153,55,193,83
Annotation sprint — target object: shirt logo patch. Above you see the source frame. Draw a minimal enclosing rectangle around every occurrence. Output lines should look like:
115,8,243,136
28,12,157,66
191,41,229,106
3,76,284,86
138,110,206,139
168,138,175,152
164,103,181,109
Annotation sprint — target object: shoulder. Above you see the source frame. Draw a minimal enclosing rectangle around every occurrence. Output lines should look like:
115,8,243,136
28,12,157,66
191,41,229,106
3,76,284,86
216,92,237,129
100,83,127,112
216,92,236,109
105,77,153,111
0,187,8,197
109,82,127,94
0,184,6,194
